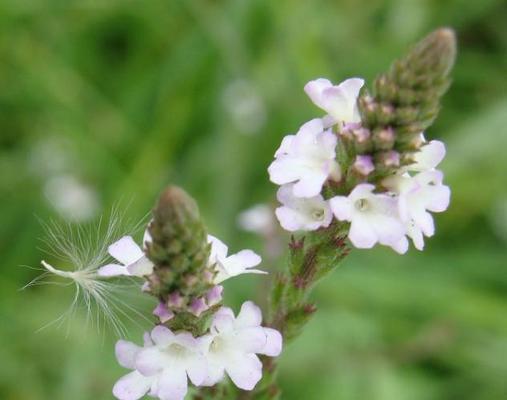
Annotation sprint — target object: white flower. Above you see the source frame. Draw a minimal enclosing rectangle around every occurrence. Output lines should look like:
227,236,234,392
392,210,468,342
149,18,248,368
268,118,339,198
208,235,266,284
329,184,407,253
113,326,208,400
304,77,364,127
275,184,332,232
98,232,154,277
384,170,450,250
409,139,446,172
202,301,282,390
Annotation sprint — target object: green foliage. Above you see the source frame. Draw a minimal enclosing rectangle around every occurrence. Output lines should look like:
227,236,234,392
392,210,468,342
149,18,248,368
1,1,506,400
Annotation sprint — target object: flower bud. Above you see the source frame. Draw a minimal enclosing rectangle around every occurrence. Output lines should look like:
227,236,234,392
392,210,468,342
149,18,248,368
376,150,400,168
372,127,395,150
352,155,375,176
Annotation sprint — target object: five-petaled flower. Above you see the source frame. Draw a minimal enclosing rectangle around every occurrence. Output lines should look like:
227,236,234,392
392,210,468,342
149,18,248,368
113,326,208,400
201,301,283,390
268,118,340,198
330,184,408,253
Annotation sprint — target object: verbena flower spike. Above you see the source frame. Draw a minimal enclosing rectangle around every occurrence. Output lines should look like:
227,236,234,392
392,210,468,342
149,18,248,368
30,28,456,399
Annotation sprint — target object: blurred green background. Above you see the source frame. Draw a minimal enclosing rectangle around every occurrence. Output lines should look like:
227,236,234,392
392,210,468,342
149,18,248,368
1,0,506,399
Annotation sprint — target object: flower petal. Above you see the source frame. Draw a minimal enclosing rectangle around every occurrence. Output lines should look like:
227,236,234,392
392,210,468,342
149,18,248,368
108,236,144,265
135,347,167,376
151,325,175,346
157,367,188,400
113,371,152,400
115,340,141,369
97,264,129,277
235,327,268,353
329,196,352,221
225,353,263,391
208,235,228,261
185,353,208,386
226,250,261,270
127,256,154,277
236,301,262,328
349,217,377,249
259,328,283,357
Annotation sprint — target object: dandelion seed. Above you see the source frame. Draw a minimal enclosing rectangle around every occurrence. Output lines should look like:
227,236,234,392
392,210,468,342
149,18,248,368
28,207,152,337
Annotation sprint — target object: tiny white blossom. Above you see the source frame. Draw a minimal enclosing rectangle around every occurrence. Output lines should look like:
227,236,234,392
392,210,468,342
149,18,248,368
275,184,332,232
304,77,364,127
268,118,340,198
329,184,407,253
98,231,153,278
201,301,282,390
384,170,450,250
113,326,208,400
208,235,266,284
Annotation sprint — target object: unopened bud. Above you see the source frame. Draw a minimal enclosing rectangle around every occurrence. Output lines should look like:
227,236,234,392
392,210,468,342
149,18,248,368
372,127,395,150
352,127,372,153
377,150,400,168
353,155,375,176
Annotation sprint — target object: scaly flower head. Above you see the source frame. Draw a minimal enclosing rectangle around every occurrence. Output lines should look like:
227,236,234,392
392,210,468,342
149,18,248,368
275,184,332,232
268,118,339,198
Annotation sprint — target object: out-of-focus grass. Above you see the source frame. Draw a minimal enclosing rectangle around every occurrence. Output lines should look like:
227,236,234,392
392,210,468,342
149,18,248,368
0,1,506,399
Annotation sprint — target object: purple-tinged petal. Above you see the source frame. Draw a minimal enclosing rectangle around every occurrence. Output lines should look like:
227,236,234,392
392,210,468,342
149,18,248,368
259,328,283,357
206,285,223,306
225,353,263,391
153,303,174,323
113,371,153,400
150,325,174,346
115,340,141,369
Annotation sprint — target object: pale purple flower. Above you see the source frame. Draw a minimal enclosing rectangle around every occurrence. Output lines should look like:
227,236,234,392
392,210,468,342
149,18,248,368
98,231,153,277
268,118,340,198
114,326,208,400
304,77,364,127
201,301,282,390
329,184,407,253
275,184,332,232
208,235,266,284
384,170,450,250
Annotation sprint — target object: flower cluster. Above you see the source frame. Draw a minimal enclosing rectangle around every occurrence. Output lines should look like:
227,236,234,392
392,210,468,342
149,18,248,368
269,78,450,253
102,229,281,400
114,302,281,400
